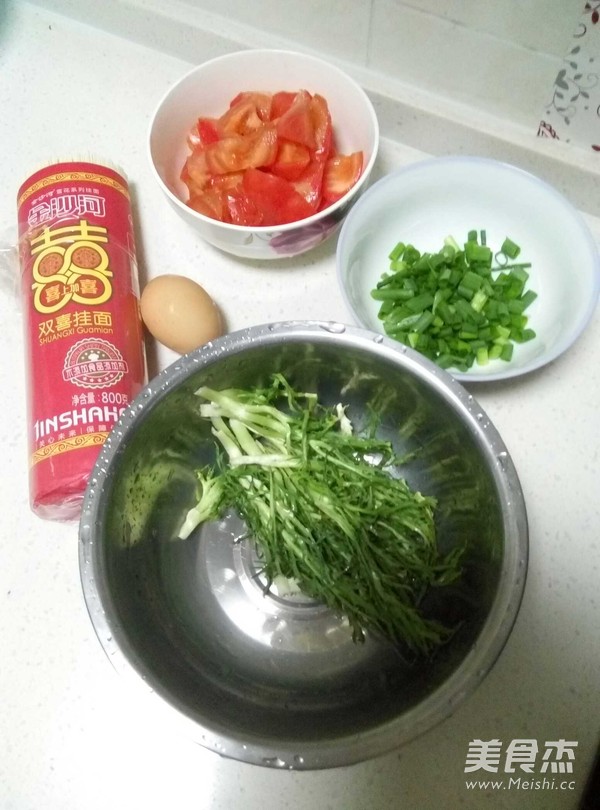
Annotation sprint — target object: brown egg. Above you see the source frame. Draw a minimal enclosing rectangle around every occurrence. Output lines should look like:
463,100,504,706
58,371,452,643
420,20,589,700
140,274,224,354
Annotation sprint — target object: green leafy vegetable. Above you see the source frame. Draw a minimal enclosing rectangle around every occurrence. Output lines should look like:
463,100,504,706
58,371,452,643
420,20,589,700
179,374,464,654
371,231,538,372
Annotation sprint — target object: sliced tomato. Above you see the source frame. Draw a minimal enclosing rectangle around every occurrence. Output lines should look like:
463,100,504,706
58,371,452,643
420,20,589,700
217,98,264,136
292,159,326,212
242,168,315,225
310,94,333,158
225,189,264,226
321,151,363,205
182,90,362,226
198,118,220,144
182,149,210,195
270,90,297,120
270,139,311,181
228,91,272,122
275,90,316,150
207,171,244,192
187,122,202,150
187,187,229,222
187,118,220,149
204,126,278,174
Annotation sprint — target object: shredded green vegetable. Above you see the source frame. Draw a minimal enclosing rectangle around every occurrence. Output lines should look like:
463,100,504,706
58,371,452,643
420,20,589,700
371,231,537,372
179,374,464,654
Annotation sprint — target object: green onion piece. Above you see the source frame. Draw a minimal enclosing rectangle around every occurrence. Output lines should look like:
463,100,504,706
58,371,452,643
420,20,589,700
443,235,461,252
371,288,415,301
464,241,492,265
405,292,435,313
461,270,484,291
413,310,435,334
471,289,488,313
388,241,405,262
500,237,521,259
519,289,538,310
476,346,489,366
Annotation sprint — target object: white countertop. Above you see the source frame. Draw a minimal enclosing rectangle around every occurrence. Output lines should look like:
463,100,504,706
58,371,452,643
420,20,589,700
1,3,599,809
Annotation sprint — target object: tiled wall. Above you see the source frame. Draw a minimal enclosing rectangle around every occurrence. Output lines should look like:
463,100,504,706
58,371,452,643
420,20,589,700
30,0,581,131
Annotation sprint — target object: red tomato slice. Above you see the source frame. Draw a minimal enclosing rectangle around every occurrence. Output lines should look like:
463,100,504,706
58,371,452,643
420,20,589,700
207,171,245,192
270,91,297,120
243,168,315,225
275,90,316,150
321,151,363,204
187,123,202,150
292,159,326,211
204,126,278,174
187,118,220,149
198,118,220,144
225,189,264,226
310,94,333,158
187,188,229,222
182,149,210,195
218,98,264,136
228,91,273,122
270,140,311,181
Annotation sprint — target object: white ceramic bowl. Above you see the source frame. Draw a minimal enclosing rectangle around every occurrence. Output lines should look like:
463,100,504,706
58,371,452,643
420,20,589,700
148,49,379,260
336,156,600,382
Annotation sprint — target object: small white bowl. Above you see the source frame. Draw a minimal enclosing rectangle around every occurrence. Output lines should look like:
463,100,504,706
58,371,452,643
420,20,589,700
336,156,600,382
148,49,379,260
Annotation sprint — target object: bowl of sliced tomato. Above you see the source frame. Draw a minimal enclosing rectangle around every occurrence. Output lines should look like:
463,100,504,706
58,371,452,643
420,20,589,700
148,49,379,259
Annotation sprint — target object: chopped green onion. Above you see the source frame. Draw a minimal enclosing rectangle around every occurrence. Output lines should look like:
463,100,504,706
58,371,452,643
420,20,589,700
370,231,538,372
388,241,406,262
501,237,521,259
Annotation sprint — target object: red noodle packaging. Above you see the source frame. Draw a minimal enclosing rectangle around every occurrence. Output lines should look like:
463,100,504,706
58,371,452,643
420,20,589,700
17,161,147,519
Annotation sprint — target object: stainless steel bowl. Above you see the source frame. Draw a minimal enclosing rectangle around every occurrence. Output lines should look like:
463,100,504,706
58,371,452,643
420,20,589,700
79,321,528,770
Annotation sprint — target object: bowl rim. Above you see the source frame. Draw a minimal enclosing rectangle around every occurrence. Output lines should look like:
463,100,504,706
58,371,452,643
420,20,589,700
79,320,529,770
336,155,600,383
147,48,380,235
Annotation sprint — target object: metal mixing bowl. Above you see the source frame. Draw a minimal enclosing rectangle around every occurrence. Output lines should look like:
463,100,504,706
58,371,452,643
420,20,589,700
79,321,528,770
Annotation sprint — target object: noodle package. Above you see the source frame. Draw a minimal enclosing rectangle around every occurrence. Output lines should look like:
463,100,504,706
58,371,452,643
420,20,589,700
17,161,147,520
